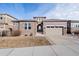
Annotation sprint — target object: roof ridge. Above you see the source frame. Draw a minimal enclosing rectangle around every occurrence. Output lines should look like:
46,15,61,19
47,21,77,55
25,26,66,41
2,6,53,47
0,13,18,20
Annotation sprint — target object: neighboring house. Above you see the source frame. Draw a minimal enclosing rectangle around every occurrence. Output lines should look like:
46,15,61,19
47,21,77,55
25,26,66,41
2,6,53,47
71,20,79,33
0,14,79,36
0,14,17,36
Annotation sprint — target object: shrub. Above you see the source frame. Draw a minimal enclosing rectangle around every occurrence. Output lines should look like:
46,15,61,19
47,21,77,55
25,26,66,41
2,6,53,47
25,34,27,36
72,30,79,34
29,33,32,36
2,30,7,36
12,30,21,36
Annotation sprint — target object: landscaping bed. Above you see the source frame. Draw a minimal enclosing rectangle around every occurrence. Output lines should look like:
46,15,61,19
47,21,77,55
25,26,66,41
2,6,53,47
0,36,51,48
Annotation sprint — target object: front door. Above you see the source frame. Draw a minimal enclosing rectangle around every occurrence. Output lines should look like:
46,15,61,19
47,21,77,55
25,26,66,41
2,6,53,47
37,22,43,33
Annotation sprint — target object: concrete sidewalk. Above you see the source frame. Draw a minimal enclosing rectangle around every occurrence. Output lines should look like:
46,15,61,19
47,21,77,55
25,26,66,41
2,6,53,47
0,44,79,56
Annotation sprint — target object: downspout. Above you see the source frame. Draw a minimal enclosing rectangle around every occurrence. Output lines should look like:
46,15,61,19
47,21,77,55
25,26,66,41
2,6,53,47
67,20,71,34
18,22,20,30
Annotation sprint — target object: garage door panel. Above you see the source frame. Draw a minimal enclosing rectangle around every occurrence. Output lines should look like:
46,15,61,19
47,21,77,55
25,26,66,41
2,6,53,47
45,28,62,37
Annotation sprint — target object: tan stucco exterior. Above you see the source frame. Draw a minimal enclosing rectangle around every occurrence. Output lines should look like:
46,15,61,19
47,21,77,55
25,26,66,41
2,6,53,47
18,21,37,36
0,14,79,36
43,21,67,35
0,14,17,30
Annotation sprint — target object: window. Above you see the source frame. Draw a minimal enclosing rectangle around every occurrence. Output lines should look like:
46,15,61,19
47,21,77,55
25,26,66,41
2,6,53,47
38,26,41,30
25,23,27,30
47,26,50,28
51,26,54,28
28,23,31,29
59,26,63,28
55,26,58,28
76,25,78,28
78,25,79,27
25,23,31,30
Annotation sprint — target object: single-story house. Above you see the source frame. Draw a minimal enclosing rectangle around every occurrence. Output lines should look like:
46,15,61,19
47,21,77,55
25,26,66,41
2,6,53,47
0,14,79,37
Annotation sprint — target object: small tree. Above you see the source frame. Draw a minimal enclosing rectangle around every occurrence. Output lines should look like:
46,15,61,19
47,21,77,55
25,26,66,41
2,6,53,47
12,30,21,36
2,30,7,36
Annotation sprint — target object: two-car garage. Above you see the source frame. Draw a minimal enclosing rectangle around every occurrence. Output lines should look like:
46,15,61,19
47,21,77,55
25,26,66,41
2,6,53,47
45,25,63,37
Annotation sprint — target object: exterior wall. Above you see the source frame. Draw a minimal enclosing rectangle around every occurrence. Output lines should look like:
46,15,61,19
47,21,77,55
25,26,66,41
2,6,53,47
18,21,37,36
71,22,79,33
43,21,67,35
4,15,17,30
0,14,16,30
0,14,17,36
1,14,79,36
13,22,19,30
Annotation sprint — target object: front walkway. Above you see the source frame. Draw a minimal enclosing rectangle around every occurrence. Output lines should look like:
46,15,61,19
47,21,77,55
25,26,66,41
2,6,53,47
35,33,45,37
0,35,79,56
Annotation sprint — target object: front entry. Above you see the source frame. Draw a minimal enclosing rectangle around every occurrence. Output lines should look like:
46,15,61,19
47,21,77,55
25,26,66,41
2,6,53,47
37,22,43,34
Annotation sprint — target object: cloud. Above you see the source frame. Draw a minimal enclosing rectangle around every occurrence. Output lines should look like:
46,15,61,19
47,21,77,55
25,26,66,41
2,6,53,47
1,3,79,20
24,4,56,19
44,3,79,20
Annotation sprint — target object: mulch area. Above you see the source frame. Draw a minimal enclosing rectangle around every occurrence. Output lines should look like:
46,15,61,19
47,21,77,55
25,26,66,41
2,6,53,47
0,36,51,48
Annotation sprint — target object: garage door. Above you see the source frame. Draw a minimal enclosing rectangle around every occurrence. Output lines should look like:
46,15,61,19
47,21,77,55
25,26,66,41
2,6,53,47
45,26,63,37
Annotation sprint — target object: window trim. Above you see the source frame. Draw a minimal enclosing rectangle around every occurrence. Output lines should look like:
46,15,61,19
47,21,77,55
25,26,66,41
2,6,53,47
25,23,27,30
25,22,31,30
28,23,31,29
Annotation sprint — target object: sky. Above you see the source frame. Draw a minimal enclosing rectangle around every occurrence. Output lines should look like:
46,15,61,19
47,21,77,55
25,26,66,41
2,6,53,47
0,3,79,20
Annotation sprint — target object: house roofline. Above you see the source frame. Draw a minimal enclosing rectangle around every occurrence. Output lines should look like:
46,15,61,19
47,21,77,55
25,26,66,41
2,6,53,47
44,19,79,22
12,20,36,22
12,19,79,22
0,14,18,20
43,19,68,22
33,17,46,19
1,14,79,22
